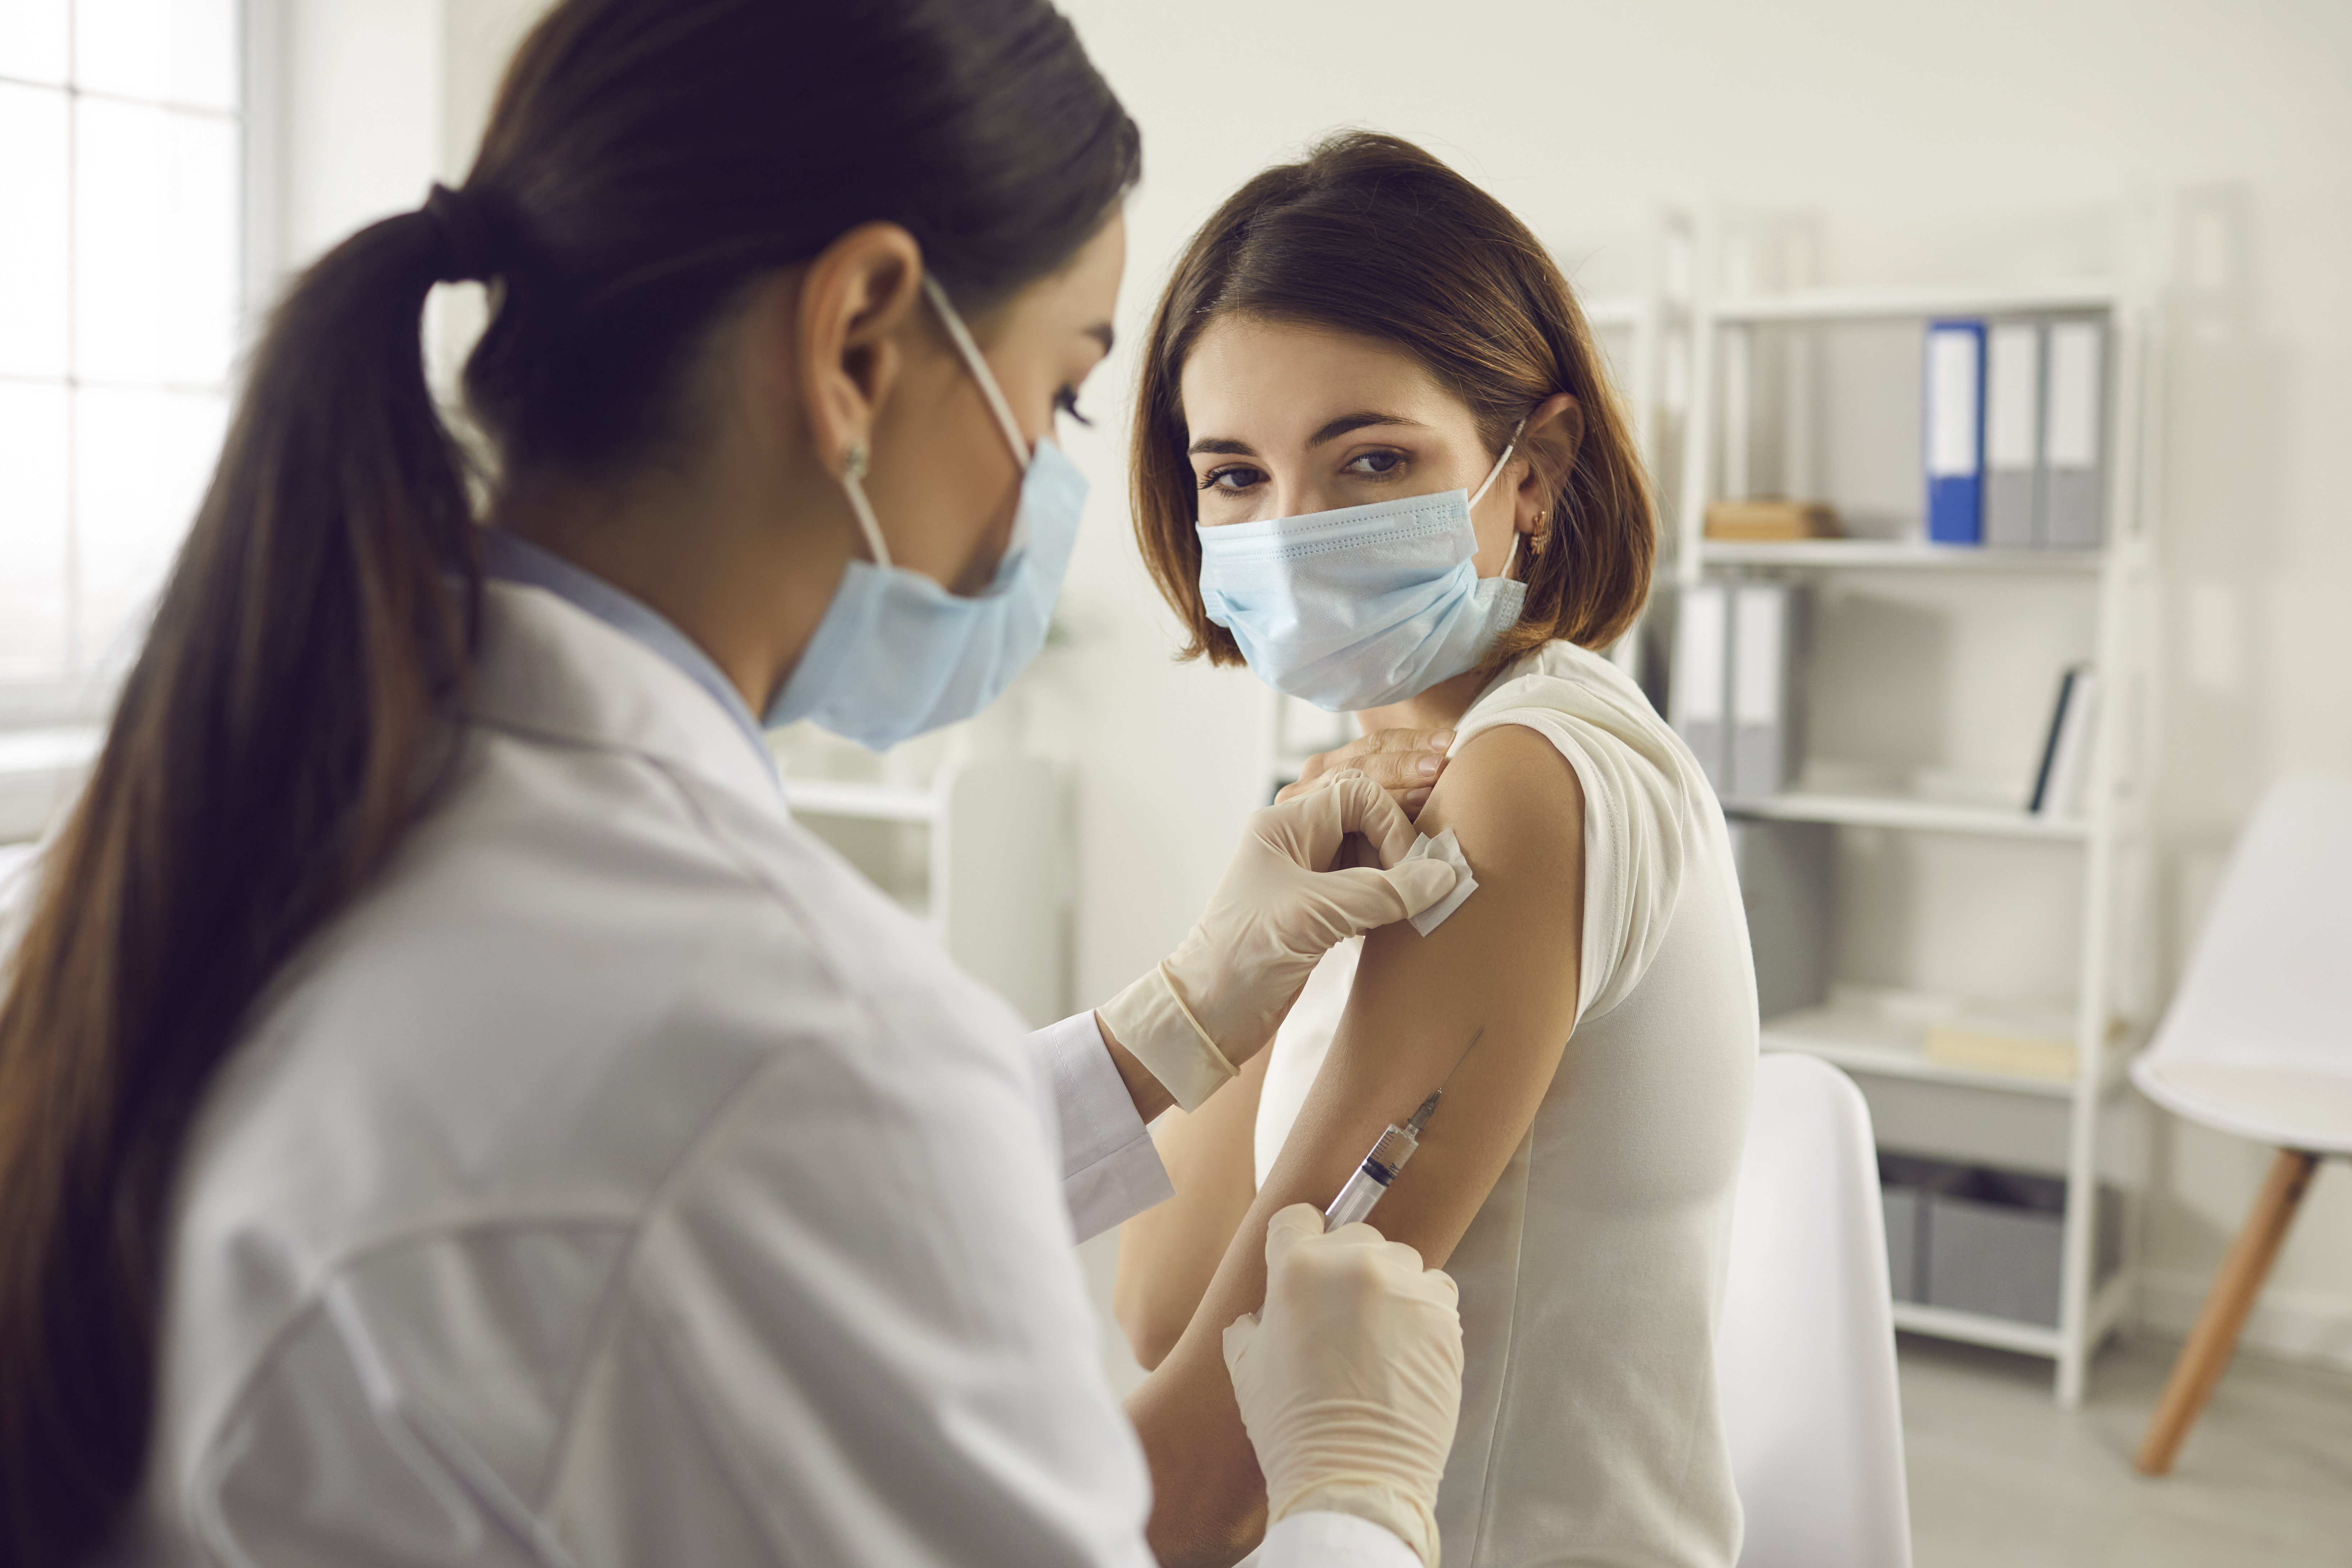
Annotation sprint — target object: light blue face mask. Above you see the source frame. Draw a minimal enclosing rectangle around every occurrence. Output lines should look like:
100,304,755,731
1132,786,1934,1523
1196,422,1527,712
765,274,1088,749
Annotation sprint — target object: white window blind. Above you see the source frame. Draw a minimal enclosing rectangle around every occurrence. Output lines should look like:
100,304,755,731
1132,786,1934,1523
0,0,241,712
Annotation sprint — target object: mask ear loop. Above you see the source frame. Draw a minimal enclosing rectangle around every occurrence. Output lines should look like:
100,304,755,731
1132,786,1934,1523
1468,415,1529,508
1474,415,1532,580
840,444,893,570
921,274,1034,472
837,279,1033,576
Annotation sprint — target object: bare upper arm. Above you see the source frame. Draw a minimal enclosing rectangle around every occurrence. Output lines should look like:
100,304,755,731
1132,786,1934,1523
1256,721,1585,1269
1125,723,1586,1562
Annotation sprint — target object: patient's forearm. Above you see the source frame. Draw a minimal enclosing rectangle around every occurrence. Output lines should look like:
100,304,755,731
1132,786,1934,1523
1129,1243,1276,1567
1126,1065,1481,1567
1127,1090,1479,1568
1114,1049,1267,1368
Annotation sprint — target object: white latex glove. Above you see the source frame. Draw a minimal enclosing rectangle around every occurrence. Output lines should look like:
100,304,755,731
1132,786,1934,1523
1223,1204,1464,1567
1098,769,1456,1110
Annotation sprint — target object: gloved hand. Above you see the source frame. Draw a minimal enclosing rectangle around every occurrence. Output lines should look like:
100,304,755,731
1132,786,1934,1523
1097,770,1456,1110
1223,1204,1463,1567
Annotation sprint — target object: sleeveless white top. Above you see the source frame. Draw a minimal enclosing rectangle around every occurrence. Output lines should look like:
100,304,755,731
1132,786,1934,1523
1254,640,1758,1568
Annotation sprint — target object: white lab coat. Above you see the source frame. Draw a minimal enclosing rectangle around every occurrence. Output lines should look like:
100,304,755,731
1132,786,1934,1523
110,578,1412,1567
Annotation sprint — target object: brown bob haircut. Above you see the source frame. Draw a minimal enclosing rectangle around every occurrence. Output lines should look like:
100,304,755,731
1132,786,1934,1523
1133,131,1655,671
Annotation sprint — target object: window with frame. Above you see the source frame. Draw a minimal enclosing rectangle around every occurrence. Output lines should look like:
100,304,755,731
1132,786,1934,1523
0,0,243,724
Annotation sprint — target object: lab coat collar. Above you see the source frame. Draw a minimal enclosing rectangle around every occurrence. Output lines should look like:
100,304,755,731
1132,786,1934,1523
479,529,776,776
465,574,785,812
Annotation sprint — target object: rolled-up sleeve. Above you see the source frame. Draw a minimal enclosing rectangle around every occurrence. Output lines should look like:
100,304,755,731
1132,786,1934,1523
1031,1012,1175,1242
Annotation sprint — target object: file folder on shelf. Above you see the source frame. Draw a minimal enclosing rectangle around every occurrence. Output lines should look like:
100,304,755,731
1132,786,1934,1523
1983,322,2042,548
1669,582,1731,795
1925,319,1987,545
2042,321,2106,549
1730,581,1806,798
1726,816,1832,1018
2029,663,2100,819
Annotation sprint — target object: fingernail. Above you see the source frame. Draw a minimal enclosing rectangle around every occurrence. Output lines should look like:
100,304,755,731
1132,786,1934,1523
1432,730,1457,747
1417,757,1442,777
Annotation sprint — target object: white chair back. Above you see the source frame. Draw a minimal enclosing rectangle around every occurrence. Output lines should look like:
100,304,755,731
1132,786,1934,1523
2131,776,2352,1155
1717,1053,1912,1568
2141,776,2352,1080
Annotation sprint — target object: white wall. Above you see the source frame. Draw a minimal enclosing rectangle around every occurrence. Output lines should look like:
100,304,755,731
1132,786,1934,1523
426,0,2352,1365
269,0,443,277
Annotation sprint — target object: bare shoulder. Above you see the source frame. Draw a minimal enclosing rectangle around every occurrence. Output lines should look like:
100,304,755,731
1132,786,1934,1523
1416,721,1585,905
1342,717,1588,1078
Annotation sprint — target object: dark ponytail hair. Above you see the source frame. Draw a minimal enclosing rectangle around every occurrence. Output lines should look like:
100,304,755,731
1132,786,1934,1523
0,3,1137,1560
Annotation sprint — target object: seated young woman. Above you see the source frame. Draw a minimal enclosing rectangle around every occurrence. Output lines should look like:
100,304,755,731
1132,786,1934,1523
1114,132,1758,1568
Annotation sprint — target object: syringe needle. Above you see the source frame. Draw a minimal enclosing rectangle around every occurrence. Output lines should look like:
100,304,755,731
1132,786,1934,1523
1402,1026,1483,1136
1403,1091,1441,1137
1383,1030,1477,1142
1323,1027,1488,1231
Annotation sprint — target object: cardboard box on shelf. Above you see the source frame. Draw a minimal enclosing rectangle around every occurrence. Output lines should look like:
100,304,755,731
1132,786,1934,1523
1703,497,1841,541
1922,1006,2117,1082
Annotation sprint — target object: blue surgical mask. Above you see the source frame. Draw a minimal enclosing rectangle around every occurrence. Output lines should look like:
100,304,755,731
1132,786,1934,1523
1196,423,1527,712
766,275,1087,749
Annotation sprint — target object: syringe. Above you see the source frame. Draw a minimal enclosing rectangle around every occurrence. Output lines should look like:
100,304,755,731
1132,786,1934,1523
1322,1089,1443,1231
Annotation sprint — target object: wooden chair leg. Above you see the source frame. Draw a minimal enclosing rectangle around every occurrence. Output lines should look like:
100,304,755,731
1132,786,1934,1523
2134,1147,2320,1475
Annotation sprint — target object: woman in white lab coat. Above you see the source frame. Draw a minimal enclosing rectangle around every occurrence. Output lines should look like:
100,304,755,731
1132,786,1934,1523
0,4,1464,1566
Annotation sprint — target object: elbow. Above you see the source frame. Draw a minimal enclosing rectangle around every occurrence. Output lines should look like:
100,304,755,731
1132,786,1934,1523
1144,1462,1269,1568
1148,1513,1266,1568
1125,1318,1182,1375
1111,1271,1184,1372
1126,1333,1271,1568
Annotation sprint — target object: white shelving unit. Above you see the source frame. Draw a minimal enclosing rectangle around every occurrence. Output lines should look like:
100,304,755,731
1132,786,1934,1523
780,776,940,824
771,736,1068,1027
1590,210,1697,678
1708,281,2126,324
1699,540,2103,574
1674,231,2161,1405
1722,790,2093,842
1584,227,1692,526
1757,997,2131,1102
